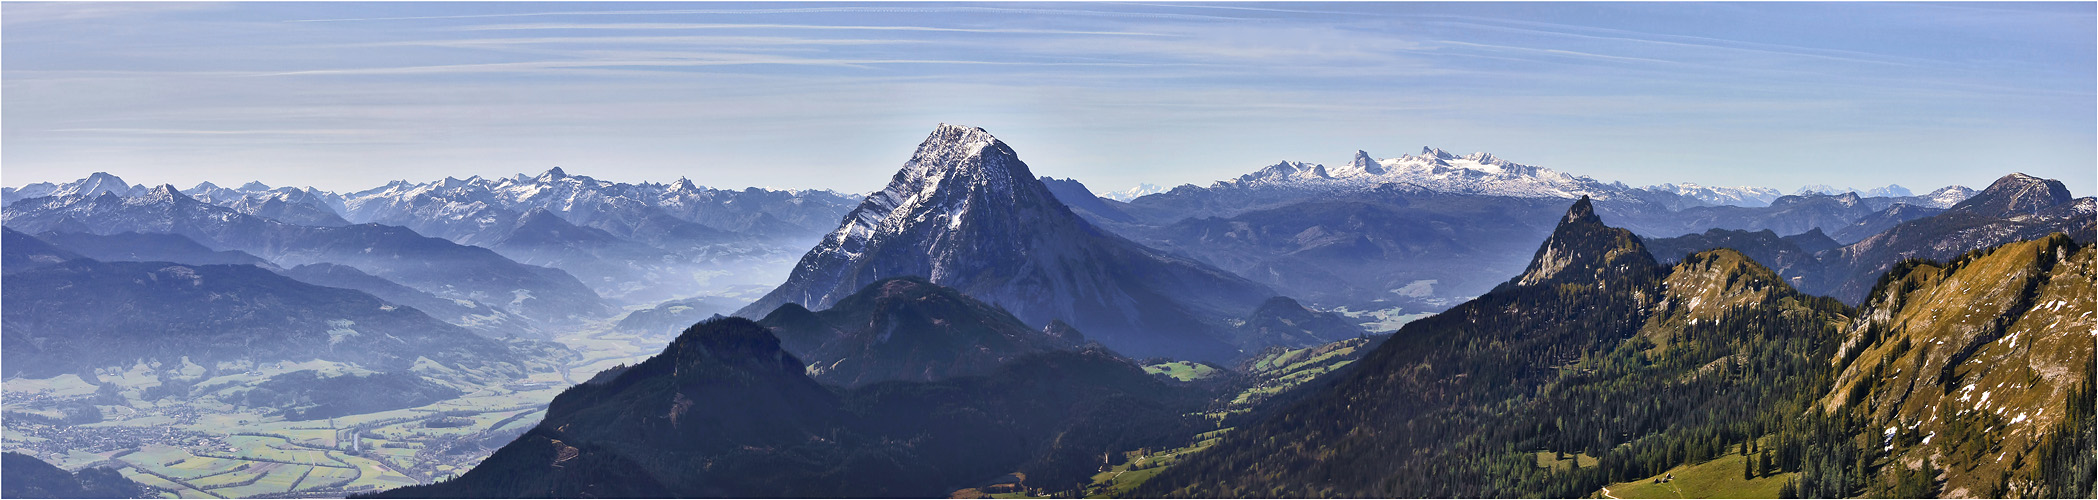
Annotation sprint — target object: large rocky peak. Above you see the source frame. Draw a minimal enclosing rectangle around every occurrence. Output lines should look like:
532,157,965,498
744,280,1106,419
1950,173,2076,218
1505,196,1658,289
738,124,1276,361
842,123,1039,243
766,123,1081,305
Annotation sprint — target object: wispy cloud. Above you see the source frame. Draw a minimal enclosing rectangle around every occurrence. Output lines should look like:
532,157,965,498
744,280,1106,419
257,57,1188,77
5,2,2089,194
288,6,1251,24
50,128,383,136
458,22,1176,37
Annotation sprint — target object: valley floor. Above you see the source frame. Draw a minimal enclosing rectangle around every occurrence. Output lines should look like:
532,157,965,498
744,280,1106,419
1,319,673,499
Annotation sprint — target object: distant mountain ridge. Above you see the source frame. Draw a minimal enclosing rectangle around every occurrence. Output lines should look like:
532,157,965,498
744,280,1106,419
5,171,862,306
1143,147,1975,211
1,186,611,324
0,238,530,381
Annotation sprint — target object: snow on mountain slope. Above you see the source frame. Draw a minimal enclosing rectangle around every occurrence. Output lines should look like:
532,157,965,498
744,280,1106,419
1101,183,1168,202
2,173,146,207
1645,182,1785,207
1207,147,1671,202
736,124,1282,362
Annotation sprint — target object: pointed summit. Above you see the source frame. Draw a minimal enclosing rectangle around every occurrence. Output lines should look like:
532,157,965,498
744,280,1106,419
1419,147,1455,160
141,184,193,204
1343,150,1385,176
1562,195,1598,224
735,124,1277,361
1504,196,1658,290
238,181,270,192
53,172,136,199
536,167,568,182
1948,173,2074,218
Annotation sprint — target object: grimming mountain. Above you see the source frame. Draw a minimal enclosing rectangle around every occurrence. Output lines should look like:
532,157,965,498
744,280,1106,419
756,276,1086,388
734,124,1294,362
1133,197,2093,498
366,317,1211,498
0,185,610,325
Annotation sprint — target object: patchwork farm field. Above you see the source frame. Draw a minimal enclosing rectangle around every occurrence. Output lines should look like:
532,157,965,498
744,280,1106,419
2,317,670,498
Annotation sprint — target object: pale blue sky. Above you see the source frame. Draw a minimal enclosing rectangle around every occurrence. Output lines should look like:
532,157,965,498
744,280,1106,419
4,2,2092,196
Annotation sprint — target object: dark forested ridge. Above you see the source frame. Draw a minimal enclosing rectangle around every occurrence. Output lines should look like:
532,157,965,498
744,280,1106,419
367,318,1213,498
0,452,146,499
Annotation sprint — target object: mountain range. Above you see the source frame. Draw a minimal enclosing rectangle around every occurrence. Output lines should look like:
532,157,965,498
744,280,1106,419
6,122,2090,499
384,188,2092,499
1134,197,2093,498
0,230,536,384
5,170,862,307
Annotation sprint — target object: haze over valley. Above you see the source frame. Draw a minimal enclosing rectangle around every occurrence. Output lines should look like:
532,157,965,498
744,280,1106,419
3,3,2091,499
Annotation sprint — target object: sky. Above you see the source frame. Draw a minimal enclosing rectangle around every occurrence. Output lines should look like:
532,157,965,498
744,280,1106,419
4,2,2093,197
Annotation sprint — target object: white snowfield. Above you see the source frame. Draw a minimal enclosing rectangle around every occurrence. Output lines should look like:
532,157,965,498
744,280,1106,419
1188,147,1974,209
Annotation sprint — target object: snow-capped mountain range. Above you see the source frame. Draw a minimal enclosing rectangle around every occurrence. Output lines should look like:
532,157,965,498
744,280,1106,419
1097,147,1975,210
1099,183,1167,202
4,170,862,306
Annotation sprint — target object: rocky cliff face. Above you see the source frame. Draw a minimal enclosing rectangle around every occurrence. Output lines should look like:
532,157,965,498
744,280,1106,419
1822,234,2094,497
736,124,1278,362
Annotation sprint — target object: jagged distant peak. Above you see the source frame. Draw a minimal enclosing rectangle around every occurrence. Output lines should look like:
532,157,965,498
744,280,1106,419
888,123,1028,199
1928,185,1975,197
238,181,271,191
1793,184,1861,196
1100,183,1167,202
538,167,568,181
1862,184,1911,198
1419,146,1455,160
138,184,192,204
1344,150,1385,175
